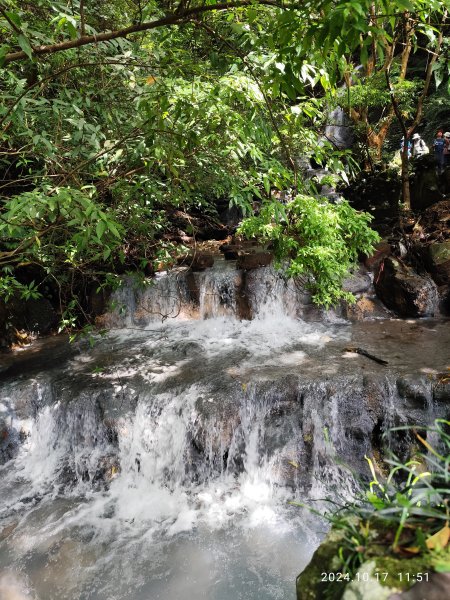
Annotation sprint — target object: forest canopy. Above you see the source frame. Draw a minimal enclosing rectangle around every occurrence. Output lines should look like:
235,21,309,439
0,0,448,329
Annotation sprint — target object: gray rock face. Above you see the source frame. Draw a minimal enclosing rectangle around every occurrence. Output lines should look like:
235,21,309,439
325,107,354,149
427,241,450,286
236,251,273,270
342,270,372,294
375,257,439,317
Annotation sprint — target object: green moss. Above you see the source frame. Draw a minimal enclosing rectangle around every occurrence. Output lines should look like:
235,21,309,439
372,555,432,590
296,528,347,600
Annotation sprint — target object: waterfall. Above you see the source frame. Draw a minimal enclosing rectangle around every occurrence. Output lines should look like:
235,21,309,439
1,261,448,600
104,258,321,328
324,106,354,149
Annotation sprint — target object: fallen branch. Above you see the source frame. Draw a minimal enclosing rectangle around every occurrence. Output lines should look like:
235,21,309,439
344,346,389,365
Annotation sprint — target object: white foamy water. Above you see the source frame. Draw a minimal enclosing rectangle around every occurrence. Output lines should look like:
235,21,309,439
0,372,322,600
2,265,446,599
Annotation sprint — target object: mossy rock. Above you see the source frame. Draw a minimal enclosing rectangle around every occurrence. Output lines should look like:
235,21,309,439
296,527,347,600
297,520,439,600
341,561,399,600
372,555,431,590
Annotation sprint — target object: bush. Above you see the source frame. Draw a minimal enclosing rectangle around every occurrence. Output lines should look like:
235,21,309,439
238,194,380,307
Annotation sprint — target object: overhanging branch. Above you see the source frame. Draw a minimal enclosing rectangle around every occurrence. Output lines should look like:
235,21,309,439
2,0,284,65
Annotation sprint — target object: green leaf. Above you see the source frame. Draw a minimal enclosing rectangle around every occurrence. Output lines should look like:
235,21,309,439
17,34,33,60
107,221,121,238
96,220,106,239
5,11,22,28
395,0,416,10
0,45,10,67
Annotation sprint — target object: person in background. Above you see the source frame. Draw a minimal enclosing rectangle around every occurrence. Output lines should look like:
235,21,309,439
411,132,429,158
444,132,450,167
434,130,445,172
400,136,412,158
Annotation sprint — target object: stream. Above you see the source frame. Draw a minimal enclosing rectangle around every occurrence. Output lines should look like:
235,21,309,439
1,261,449,600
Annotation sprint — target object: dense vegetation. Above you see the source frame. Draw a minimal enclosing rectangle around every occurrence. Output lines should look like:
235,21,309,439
0,0,448,331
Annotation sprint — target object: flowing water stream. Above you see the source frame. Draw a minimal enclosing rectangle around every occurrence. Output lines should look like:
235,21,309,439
0,261,449,600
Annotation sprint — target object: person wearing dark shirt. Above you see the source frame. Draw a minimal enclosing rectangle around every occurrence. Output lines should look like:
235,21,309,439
434,130,445,172
400,136,412,158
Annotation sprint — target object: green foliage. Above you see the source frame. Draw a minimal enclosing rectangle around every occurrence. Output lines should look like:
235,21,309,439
298,419,450,577
0,186,124,324
347,74,422,115
238,195,380,306
0,186,123,268
2,0,415,332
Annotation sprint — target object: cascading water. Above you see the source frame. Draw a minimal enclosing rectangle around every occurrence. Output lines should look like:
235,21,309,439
1,260,449,600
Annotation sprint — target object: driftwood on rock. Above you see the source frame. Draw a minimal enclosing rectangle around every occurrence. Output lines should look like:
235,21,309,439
344,346,389,365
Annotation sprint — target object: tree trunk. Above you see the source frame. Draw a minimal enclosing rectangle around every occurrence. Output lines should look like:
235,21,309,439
400,143,410,210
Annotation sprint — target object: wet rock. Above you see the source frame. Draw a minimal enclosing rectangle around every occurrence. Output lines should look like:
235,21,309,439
0,420,18,464
188,253,215,271
374,257,439,317
169,209,229,241
365,241,392,271
87,284,111,317
396,377,430,410
433,374,450,403
236,251,273,270
234,271,252,320
389,573,450,600
325,107,354,149
219,240,260,261
344,295,393,321
427,241,450,285
342,270,372,294
220,244,240,260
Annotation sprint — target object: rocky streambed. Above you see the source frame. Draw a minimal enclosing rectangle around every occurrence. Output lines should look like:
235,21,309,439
0,304,449,599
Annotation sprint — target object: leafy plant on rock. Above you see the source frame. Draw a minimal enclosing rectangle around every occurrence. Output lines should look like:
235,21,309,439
238,194,380,307
297,419,450,582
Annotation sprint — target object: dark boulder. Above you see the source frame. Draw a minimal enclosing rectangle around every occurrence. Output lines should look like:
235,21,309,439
374,257,439,317
410,154,445,211
219,239,260,261
188,253,215,271
364,240,392,271
427,241,450,285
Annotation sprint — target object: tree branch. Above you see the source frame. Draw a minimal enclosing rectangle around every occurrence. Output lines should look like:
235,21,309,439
2,0,284,65
0,7,22,36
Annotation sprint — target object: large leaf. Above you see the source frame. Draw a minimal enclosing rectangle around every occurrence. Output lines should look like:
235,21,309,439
17,34,33,60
